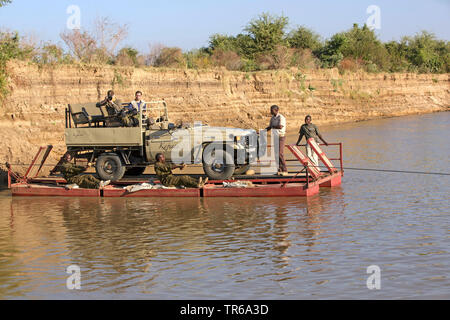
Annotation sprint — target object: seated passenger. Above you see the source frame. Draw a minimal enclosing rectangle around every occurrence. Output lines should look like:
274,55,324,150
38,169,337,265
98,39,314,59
154,153,208,189
97,90,138,127
127,91,147,112
58,153,110,189
124,90,146,127
97,90,122,116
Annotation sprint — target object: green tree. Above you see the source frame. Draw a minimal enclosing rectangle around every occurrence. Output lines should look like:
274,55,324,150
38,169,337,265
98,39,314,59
339,23,390,71
385,39,411,72
207,33,254,68
316,33,347,68
244,13,289,56
287,26,322,51
404,31,449,73
208,34,238,53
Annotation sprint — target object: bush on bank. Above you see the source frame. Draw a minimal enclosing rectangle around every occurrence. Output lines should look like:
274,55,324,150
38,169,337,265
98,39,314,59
0,13,449,100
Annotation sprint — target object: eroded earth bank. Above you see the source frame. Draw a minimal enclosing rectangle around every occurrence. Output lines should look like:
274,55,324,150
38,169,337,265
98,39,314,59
0,61,448,183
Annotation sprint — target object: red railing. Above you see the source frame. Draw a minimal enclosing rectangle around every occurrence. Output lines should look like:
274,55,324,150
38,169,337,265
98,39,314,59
319,143,344,174
259,142,344,174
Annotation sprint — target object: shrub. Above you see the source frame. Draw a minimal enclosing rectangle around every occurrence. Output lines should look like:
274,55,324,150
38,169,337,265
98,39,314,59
115,47,139,66
60,16,128,64
211,49,242,70
60,29,97,63
338,57,364,73
0,31,35,100
290,48,319,69
385,40,411,72
185,49,212,69
147,43,165,66
241,59,260,72
404,31,449,73
256,45,293,70
154,47,185,68
316,33,347,68
365,62,378,73
0,31,34,62
33,43,73,65
338,24,390,71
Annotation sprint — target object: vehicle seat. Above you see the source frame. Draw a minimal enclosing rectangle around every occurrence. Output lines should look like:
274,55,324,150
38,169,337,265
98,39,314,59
69,104,91,128
69,103,107,128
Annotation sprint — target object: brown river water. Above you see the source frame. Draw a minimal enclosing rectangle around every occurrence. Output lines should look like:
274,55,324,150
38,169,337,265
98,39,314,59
0,112,449,299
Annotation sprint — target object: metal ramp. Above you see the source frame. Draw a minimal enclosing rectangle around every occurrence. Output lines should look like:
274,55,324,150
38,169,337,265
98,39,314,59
7,145,54,186
307,139,338,174
286,145,322,179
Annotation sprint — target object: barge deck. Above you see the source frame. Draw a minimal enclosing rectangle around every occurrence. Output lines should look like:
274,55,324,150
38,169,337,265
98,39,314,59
7,141,343,198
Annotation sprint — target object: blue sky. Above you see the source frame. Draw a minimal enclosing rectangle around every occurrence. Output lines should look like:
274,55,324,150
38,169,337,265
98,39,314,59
0,0,449,53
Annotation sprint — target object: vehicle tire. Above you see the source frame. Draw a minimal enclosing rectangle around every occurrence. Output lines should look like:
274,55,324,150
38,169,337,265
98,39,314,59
233,164,251,176
125,166,146,176
202,146,235,180
96,154,126,181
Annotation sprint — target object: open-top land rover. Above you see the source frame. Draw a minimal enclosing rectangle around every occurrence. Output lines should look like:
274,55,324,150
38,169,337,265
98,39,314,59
65,101,259,181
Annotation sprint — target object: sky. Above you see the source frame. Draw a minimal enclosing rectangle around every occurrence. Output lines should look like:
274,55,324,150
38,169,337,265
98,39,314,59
0,0,449,53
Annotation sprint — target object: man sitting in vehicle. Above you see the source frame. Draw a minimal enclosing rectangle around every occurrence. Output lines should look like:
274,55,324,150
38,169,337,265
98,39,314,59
97,90,138,127
154,153,208,189
57,153,110,189
127,91,147,112
124,90,146,127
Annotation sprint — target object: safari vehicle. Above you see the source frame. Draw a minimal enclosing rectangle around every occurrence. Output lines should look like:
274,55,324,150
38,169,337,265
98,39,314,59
65,101,258,181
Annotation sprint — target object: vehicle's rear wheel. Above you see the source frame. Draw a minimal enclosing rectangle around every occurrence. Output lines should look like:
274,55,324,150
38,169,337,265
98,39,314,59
125,166,146,176
234,164,251,176
203,147,235,180
96,154,126,181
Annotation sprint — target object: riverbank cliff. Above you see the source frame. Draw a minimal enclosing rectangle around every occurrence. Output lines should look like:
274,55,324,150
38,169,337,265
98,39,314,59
0,61,448,183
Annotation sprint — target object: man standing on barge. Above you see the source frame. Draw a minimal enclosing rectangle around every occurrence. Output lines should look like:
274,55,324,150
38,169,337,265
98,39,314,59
296,115,329,170
266,105,288,176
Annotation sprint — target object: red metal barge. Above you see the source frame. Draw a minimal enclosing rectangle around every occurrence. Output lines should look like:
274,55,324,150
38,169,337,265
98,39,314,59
7,140,343,198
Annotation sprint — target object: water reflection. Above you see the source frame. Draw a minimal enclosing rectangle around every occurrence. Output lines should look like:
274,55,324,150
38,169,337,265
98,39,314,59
2,195,348,298
0,112,449,299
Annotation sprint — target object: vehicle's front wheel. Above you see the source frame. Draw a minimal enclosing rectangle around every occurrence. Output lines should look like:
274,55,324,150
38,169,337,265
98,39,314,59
202,147,235,180
96,154,126,181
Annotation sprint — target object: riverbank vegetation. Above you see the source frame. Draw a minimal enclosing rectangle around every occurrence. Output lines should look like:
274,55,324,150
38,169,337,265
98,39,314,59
1,12,449,99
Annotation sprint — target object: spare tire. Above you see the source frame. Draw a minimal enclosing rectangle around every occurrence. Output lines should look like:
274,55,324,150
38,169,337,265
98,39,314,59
202,146,235,180
96,154,126,181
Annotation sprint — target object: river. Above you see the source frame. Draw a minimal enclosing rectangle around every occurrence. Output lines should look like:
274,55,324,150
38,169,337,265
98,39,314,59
0,112,448,299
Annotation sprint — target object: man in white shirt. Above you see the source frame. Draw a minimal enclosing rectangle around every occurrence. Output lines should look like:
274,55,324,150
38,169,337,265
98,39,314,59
128,91,147,112
266,105,288,176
